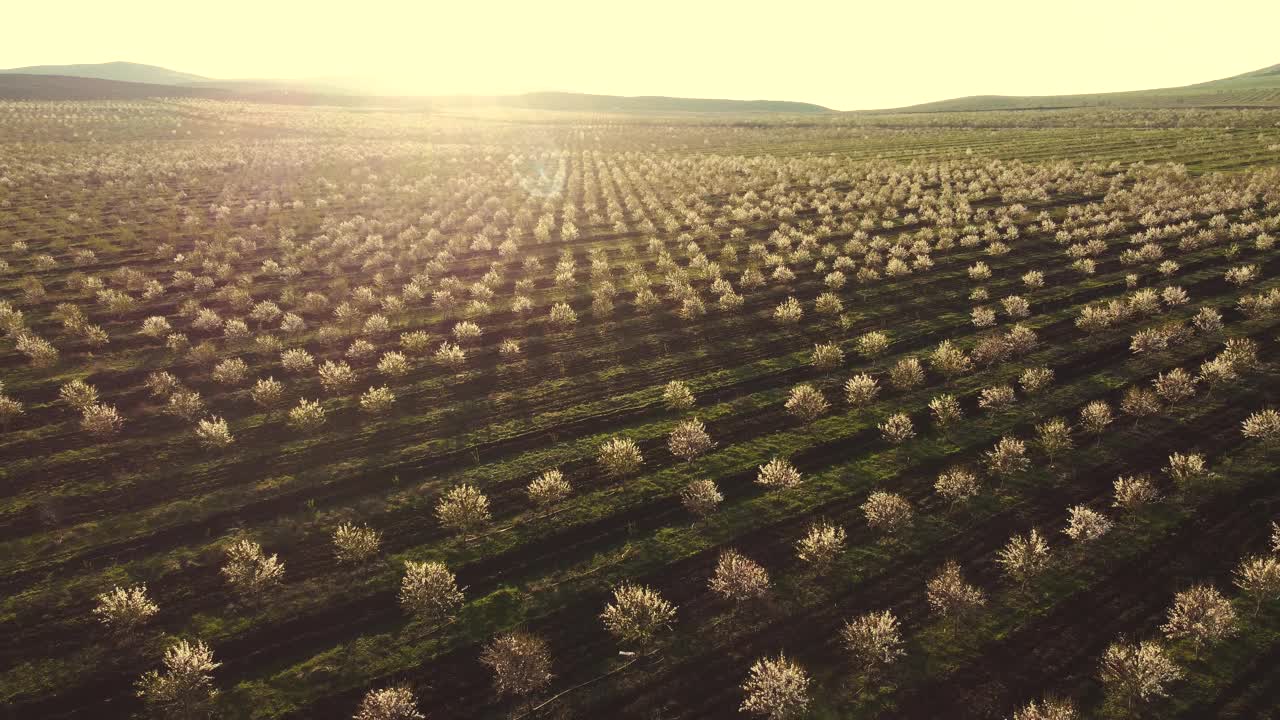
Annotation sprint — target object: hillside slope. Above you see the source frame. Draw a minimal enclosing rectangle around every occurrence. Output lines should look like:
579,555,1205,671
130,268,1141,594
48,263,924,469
497,91,829,114
0,72,829,113
0,61,207,86
888,62,1280,113
0,74,227,101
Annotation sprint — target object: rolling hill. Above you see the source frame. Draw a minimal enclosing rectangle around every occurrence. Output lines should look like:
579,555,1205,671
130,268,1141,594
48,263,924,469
0,74,228,101
497,91,829,114
0,61,207,86
10,59,1278,115
0,65,831,113
886,62,1280,113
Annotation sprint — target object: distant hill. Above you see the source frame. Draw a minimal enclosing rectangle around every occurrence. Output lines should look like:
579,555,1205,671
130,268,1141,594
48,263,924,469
0,74,228,101
1209,63,1280,81
495,91,829,114
179,81,831,113
0,67,830,114
183,78,368,96
0,61,207,86
885,62,1280,113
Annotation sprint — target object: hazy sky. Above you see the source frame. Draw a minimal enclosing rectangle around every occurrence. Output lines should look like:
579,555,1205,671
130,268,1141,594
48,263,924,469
6,0,1280,110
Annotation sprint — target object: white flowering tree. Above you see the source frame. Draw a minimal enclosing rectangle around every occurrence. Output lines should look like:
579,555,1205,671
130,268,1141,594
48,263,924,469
1078,400,1113,444
927,560,986,627
845,374,880,407
1154,368,1197,407
251,377,285,414
527,469,572,507
785,384,829,424
710,549,770,606
436,484,491,535
811,342,844,372
333,523,382,565
166,390,205,422
92,584,159,636
317,360,358,394
1010,696,1076,720
1020,366,1055,396
740,654,809,720
195,416,233,448
795,520,846,572
1242,409,1280,447
480,631,553,702
862,491,913,537
856,331,891,359
1034,418,1073,467
59,379,99,412
221,538,284,602
359,386,396,415
136,639,220,718
663,380,696,411
929,394,963,435
772,296,803,327
1234,554,1280,615
996,528,1051,587
1160,584,1236,655
434,341,467,369
399,560,463,623
1063,505,1112,545
878,412,915,444
81,403,125,437
1121,386,1161,427
0,393,24,430
756,457,802,491
841,609,904,681
985,436,1031,482
287,398,326,432
598,437,643,477
548,302,578,329
1165,451,1212,494
680,478,723,518
600,583,676,649
889,357,925,391
1113,474,1160,513
929,340,972,381
354,686,424,720
668,417,715,462
935,467,980,507
1098,638,1182,711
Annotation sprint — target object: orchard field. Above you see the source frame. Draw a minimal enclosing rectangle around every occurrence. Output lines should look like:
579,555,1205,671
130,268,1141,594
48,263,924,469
2,100,1280,720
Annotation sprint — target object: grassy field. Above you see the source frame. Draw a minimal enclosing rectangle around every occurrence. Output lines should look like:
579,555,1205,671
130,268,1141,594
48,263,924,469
2,100,1280,720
